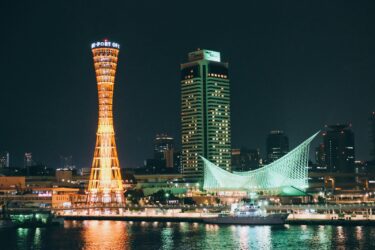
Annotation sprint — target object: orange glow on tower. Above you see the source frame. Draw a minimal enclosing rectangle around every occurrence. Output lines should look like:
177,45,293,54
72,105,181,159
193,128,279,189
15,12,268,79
87,40,124,204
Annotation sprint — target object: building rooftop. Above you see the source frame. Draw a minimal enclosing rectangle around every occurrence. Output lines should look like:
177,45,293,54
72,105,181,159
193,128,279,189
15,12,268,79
188,49,221,62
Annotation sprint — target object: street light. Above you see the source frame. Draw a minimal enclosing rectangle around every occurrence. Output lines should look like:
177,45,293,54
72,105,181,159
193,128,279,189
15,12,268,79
165,193,170,205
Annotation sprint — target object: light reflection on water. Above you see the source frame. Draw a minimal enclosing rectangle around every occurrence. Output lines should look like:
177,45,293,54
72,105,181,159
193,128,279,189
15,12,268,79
81,220,129,249
355,226,363,241
161,227,174,250
0,221,374,249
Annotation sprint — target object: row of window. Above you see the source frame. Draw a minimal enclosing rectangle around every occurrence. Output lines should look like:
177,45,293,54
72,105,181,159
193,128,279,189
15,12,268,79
208,73,227,79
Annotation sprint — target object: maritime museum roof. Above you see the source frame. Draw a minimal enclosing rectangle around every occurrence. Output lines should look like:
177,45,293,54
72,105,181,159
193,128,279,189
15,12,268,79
202,132,319,192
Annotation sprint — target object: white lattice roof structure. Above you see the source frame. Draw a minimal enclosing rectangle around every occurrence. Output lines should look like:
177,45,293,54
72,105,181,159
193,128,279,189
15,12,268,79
202,132,319,192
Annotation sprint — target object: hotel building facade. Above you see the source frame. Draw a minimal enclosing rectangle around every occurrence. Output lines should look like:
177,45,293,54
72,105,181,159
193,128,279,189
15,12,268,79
180,49,231,181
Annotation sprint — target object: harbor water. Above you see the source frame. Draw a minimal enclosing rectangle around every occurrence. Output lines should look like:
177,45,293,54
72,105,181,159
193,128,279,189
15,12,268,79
1,220,375,249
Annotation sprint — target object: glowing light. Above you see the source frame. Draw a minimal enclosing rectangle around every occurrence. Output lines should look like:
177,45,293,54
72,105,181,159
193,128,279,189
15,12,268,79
202,132,319,191
87,40,124,205
91,41,120,49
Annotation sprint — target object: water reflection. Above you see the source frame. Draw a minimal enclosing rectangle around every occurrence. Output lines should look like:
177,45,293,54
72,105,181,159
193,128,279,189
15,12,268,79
1,222,374,249
336,226,345,242
254,226,271,249
81,220,129,249
16,227,43,249
33,228,42,249
238,226,250,249
205,224,219,232
179,222,189,233
17,227,29,238
16,228,29,249
231,225,271,250
317,225,331,245
355,226,363,241
161,227,174,250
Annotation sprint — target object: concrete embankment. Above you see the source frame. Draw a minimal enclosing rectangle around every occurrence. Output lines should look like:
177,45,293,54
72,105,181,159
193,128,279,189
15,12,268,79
287,220,375,225
287,213,375,225
62,215,205,223
61,214,375,225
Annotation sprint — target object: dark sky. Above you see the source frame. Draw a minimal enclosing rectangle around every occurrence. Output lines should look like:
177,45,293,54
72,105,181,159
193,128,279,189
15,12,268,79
1,1,374,168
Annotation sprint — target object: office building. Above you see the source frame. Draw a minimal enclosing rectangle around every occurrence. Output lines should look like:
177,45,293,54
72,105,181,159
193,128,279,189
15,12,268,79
24,152,33,167
154,134,174,168
323,124,355,172
181,49,231,181
266,130,289,163
0,151,10,168
231,147,260,172
315,143,327,170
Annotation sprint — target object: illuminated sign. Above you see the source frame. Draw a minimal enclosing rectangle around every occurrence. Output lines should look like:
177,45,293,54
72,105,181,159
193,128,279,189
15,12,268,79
38,193,52,197
91,41,120,49
203,50,220,62
188,49,221,62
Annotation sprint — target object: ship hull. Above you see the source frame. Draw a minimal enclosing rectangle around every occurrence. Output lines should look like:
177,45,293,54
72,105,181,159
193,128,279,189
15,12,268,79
203,213,289,225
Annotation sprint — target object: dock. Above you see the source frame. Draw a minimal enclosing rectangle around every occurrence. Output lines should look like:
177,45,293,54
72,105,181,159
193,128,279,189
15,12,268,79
59,209,375,225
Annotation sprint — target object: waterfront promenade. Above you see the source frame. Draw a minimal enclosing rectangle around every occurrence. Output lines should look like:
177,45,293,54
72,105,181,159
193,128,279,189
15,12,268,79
57,204,375,225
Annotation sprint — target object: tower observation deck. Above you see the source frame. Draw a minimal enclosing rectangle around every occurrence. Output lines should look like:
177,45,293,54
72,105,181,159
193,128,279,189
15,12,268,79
87,40,124,205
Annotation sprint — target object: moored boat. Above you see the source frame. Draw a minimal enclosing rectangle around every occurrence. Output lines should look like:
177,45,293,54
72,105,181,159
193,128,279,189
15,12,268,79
203,203,288,225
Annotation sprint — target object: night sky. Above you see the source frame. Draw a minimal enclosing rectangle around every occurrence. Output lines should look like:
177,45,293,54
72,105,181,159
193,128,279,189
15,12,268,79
1,1,374,168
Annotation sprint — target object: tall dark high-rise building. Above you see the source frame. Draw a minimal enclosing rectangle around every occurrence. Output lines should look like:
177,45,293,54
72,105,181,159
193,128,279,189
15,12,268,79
181,49,231,181
173,150,182,173
144,134,177,173
231,147,260,172
323,124,355,172
24,152,33,167
315,143,327,170
154,134,174,168
370,112,375,161
60,155,75,169
24,152,33,176
0,151,10,168
266,130,289,163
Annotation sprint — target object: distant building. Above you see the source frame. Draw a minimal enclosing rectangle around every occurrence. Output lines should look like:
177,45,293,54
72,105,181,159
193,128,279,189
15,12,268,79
315,143,327,170
355,160,367,174
56,169,73,182
323,124,355,173
0,151,10,168
79,167,91,176
27,164,55,176
144,158,165,173
154,134,174,168
370,112,375,161
0,176,25,189
266,130,289,163
24,152,33,168
173,150,182,173
60,155,75,169
181,49,231,181
231,147,260,172
143,134,179,174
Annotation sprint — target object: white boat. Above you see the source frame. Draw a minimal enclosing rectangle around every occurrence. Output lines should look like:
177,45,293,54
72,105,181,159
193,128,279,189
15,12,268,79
203,203,288,225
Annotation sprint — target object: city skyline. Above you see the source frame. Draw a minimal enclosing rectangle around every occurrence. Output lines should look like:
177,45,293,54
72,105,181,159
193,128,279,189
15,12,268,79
1,2,375,249
0,1,374,168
